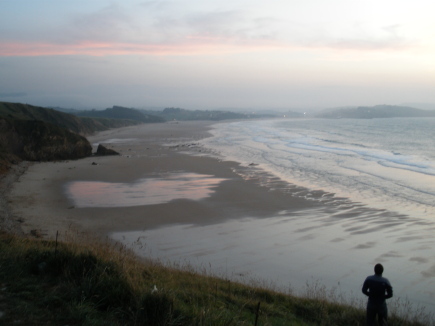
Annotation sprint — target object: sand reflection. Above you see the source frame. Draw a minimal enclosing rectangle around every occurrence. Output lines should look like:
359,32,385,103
65,173,227,208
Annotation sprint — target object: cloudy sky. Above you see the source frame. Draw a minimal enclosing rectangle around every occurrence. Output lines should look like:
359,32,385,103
1,0,434,110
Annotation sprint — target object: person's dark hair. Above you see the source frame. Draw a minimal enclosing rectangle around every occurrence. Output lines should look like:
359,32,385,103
374,263,384,275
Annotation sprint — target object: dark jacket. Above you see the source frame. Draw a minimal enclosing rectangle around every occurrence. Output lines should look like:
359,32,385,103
362,274,393,305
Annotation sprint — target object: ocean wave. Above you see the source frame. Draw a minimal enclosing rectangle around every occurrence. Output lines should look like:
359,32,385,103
202,118,435,219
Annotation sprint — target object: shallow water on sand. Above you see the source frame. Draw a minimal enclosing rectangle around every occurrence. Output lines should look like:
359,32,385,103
65,173,227,207
111,202,435,314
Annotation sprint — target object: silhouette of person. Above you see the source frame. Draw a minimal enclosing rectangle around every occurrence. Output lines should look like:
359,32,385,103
362,263,393,326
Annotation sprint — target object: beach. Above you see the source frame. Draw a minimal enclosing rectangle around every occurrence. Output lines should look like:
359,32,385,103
3,120,313,240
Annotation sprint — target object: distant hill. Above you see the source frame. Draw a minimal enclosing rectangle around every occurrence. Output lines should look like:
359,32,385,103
74,106,164,123
69,106,277,122
402,102,435,110
316,105,435,119
141,107,273,121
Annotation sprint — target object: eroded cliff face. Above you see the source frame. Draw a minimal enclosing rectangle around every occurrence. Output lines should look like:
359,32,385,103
0,118,92,164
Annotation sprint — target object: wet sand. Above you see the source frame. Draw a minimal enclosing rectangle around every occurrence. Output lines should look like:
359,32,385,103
4,121,315,239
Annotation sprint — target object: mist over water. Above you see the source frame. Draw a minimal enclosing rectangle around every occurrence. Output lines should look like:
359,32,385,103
201,118,435,219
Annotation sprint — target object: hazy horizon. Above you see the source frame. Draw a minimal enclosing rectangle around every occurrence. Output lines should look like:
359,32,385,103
1,1,435,110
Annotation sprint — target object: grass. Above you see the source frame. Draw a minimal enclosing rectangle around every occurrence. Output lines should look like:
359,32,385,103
0,231,433,326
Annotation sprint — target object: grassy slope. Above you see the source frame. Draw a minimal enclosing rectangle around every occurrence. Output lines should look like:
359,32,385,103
0,102,144,136
0,232,431,326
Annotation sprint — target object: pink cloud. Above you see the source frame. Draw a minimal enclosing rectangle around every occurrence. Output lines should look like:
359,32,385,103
0,38,290,57
0,36,407,58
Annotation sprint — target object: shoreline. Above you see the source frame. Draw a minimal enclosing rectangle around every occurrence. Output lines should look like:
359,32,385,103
2,120,318,240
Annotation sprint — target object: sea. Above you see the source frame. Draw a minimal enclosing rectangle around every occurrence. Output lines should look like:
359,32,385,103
201,117,435,219
109,117,435,317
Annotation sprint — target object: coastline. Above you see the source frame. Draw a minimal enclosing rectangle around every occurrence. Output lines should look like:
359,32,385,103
2,120,316,240
2,119,435,314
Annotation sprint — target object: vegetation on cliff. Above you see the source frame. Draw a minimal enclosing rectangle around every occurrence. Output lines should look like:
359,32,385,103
0,232,432,326
0,102,144,136
0,117,92,162
0,102,148,174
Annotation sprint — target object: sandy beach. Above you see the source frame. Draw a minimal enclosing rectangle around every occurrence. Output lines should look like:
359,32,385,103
3,120,314,240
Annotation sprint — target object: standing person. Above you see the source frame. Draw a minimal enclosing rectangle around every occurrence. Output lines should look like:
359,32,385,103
362,263,393,325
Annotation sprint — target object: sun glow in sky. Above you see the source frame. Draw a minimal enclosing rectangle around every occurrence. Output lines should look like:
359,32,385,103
1,0,434,110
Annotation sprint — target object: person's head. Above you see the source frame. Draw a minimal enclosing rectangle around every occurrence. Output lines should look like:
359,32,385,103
374,263,384,276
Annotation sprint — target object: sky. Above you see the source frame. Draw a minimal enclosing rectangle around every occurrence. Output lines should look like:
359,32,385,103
1,0,435,111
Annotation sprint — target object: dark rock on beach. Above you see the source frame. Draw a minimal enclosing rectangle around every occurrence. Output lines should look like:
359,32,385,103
95,144,120,156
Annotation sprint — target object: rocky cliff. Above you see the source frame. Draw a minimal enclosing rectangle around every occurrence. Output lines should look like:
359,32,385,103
0,102,145,136
0,117,92,163
0,102,117,174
